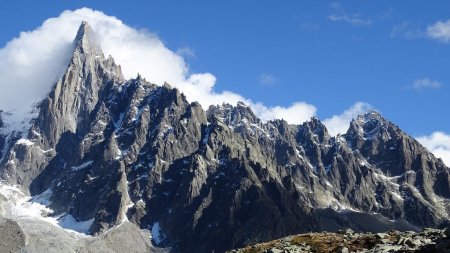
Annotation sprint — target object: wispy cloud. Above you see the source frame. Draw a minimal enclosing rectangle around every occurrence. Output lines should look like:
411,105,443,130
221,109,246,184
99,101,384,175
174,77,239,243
390,21,424,39
417,132,450,166
300,22,320,30
258,73,278,87
328,2,371,26
427,20,450,43
391,19,450,43
378,8,397,21
176,46,196,59
412,78,443,91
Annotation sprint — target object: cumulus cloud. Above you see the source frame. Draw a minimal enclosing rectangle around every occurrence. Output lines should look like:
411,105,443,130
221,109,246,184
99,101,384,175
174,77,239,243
0,16,74,118
328,2,371,26
0,8,316,128
254,102,317,125
412,78,443,90
427,20,450,43
323,102,372,136
417,132,450,166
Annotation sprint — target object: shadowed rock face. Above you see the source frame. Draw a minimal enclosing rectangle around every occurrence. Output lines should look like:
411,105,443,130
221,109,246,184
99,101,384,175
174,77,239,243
0,22,449,253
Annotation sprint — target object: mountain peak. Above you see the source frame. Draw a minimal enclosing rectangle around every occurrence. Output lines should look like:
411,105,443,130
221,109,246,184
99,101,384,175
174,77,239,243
348,110,388,135
73,21,101,55
356,110,383,123
206,102,259,127
343,110,392,143
2,19,450,253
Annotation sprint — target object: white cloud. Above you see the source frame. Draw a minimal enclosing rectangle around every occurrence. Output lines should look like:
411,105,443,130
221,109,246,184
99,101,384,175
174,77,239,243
427,20,450,43
417,132,450,166
0,8,316,129
323,102,372,136
258,73,278,87
412,78,443,90
328,2,371,26
254,102,317,125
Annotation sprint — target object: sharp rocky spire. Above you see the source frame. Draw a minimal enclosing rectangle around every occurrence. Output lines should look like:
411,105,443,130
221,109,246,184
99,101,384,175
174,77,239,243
73,21,102,55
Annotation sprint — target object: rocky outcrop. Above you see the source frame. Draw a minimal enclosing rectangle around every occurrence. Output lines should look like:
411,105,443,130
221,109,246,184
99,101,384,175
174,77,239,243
228,227,449,253
0,22,448,253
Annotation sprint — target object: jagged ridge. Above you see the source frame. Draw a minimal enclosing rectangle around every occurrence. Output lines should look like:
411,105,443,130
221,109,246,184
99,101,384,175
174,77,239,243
0,22,449,253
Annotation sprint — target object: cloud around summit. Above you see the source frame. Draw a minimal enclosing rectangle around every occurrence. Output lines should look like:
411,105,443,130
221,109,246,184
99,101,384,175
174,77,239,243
1,7,449,165
0,7,405,138
0,8,320,126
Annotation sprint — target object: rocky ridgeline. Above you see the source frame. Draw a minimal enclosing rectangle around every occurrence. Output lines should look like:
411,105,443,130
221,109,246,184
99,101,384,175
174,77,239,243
228,227,450,253
0,21,449,252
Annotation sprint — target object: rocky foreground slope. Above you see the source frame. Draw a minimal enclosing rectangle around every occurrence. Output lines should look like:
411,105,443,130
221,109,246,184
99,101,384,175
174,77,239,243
228,228,450,253
0,22,449,252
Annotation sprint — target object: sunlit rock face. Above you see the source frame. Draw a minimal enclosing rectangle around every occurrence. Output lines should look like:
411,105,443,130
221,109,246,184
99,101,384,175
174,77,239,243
0,22,448,253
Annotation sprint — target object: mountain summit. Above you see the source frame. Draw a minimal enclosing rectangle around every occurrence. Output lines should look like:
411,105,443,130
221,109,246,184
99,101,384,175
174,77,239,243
0,22,449,253
74,21,101,55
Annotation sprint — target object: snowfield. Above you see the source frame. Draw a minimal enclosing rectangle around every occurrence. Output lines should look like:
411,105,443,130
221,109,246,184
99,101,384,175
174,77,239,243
0,182,169,253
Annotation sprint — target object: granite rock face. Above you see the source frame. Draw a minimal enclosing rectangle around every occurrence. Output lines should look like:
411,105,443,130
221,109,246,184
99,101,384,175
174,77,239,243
0,22,449,252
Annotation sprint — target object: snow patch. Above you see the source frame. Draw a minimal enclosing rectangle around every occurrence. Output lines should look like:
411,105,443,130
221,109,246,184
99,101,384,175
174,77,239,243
37,147,54,154
16,138,34,146
56,215,94,234
136,199,146,208
374,172,400,187
115,148,127,160
323,180,333,188
390,191,404,201
295,148,303,159
150,222,167,246
0,183,94,235
71,161,94,171
31,130,41,136
0,110,38,137
327,198,359,213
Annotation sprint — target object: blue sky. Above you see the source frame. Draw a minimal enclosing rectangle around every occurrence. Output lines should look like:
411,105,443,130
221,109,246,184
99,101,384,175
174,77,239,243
0,0,449,138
